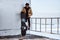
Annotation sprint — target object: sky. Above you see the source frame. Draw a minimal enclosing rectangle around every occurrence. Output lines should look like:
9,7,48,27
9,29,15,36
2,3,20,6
31,0,60,17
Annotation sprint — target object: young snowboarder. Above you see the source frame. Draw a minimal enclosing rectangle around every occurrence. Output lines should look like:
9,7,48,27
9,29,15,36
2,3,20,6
19,3,32,40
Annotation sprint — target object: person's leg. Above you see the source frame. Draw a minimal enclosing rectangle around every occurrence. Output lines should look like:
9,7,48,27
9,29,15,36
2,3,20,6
27,17,30,29
19,30,26,40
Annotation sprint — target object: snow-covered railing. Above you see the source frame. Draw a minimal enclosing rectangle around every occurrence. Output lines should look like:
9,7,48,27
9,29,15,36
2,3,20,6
30,17,60,34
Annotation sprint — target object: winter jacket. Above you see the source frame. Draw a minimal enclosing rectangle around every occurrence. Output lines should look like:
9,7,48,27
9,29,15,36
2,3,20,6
21,7,32,17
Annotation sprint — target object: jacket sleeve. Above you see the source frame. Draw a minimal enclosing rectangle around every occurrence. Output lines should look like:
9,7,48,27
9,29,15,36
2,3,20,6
30,8,32,16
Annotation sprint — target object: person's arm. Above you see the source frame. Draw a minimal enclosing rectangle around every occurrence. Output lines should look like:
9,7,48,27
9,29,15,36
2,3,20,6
28,8,32,17
30,8,32,16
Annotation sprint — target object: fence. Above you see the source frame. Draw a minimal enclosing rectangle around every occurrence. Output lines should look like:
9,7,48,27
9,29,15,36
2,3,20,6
30,17,60,34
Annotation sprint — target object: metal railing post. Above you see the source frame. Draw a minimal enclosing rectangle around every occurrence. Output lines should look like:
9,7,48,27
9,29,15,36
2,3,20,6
30,18,32,30
45,18,47,32
40,18,41,32
57,18,59,34
35,18,37,31
51,18,52,34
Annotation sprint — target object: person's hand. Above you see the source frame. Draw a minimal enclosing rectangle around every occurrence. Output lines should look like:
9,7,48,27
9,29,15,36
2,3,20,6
28,14,31,17
27,26,30,30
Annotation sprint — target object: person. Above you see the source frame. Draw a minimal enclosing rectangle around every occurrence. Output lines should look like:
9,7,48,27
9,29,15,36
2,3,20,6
19,3,32,40
21,3,32,30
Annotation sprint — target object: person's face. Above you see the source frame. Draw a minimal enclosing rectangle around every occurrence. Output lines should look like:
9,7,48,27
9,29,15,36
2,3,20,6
25,5,29,8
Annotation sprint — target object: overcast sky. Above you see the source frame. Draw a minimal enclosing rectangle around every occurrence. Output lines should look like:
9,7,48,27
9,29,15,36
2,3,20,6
31,0,60,17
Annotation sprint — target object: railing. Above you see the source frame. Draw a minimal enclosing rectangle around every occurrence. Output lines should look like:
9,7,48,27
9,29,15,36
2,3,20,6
0,17,60,35
30,17,60,34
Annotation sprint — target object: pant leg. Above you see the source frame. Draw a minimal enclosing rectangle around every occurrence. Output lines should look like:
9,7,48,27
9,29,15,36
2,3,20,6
27,17,30,27
21,30,26,36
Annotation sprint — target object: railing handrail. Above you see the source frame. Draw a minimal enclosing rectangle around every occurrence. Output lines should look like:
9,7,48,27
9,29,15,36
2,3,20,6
31,17,60,19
